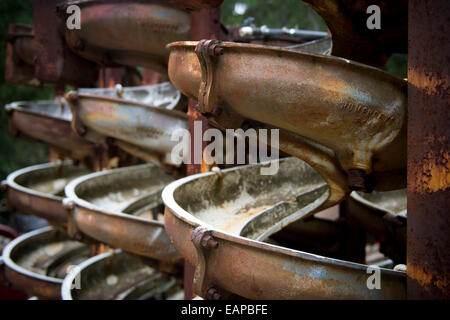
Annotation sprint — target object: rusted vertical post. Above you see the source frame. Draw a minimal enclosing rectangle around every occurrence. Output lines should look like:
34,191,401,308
408,0,450,299
183,7,221,300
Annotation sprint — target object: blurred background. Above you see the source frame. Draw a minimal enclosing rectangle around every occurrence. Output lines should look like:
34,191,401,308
0,0,407,184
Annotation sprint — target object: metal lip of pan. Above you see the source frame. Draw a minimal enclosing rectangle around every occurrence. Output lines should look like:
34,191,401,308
162,158,406,300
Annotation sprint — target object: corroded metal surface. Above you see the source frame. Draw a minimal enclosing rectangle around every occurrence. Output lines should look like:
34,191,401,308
163,158,406,299
5,24,40,87
78,82,184,110
302,0,407,67
66,83,188,166
62,250,182,300
4,162,89,228
167,41,407,206
61,1,190,73
65,164,181,265
2,226,90,299
349,190,406,263
407,0,450,299
4,100,96,162
34,0,98,86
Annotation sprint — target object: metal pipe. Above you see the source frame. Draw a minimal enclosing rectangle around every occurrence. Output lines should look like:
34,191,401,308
407,0,450,299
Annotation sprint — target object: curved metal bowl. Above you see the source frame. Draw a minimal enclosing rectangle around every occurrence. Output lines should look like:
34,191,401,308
167,41,407,205
62,1,190,73
351,189,406,218
4,162,90,228
162,158,406,299
78,82,184,110
4,100,95,161
349,189,406,263
65,164,181,265
2,226,90,299
61,250,181,300
67,82,188,166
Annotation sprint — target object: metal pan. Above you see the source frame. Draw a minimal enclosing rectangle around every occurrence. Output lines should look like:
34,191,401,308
61,250,182,300
3,162,90,228
78,82,185,111
65,164,181,266
167,40,407,205
349,189,406,263
66,83,188,166
4,100,96,162
2,226,90,299
162,158,406,299
61,0,190,73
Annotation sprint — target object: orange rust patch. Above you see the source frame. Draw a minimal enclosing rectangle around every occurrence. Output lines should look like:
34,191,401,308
408,264,449,290
414,149,450,193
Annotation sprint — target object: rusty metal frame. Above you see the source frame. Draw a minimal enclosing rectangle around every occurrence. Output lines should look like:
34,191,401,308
4,24,40,87
59,0,191,74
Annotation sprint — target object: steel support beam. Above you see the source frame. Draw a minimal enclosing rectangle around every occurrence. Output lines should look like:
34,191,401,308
407,0,450,299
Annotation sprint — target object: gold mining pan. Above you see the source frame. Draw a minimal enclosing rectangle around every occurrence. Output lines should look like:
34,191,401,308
67,82,188,166
2,226,90,299
61,250,182,300
62,0,190,74
163,158,406,299
65,164,182,267
3,162,89,228
4,100,95,162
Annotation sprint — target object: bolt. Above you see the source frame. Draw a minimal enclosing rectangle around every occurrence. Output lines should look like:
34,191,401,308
347,169,373,193
200,234,219,249
66,91,79,103
208,43,224,56
62,198,74,211
206,287,222,300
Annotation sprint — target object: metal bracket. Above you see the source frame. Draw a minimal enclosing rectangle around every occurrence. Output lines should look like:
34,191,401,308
190,226,221,300
66,91,87,137
62,198,82,241
195,39,223,115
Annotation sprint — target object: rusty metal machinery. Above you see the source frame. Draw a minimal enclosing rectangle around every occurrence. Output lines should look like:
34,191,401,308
1,0,447,302
62,249,182,300
2,162,90,229
162,158,406,299
167,40,407,209
64,164,182,272
4,101,98,165
1,226,91,299
66,82,188,167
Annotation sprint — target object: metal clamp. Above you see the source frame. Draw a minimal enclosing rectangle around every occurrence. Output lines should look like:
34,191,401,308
66,91,87,136
195,40,223,116
190,226,221,300
62,198,82,241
